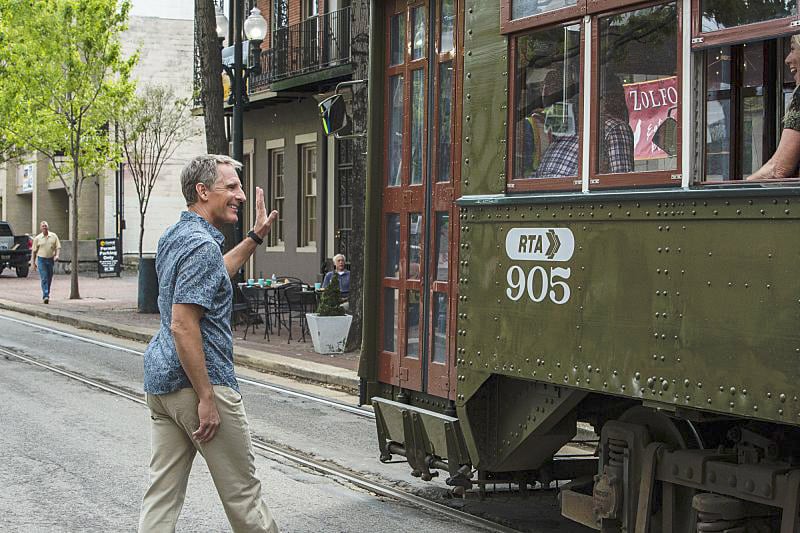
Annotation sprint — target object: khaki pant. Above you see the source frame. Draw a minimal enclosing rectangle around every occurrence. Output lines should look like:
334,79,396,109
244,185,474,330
138,386,279,533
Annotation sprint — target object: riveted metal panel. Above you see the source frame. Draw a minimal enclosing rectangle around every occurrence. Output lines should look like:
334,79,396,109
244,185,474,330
461,0,508,197
456,193,800,427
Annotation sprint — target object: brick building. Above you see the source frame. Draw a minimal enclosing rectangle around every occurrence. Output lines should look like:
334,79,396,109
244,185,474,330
203,0,367,283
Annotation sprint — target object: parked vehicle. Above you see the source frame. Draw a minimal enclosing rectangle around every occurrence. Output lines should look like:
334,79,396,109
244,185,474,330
356,1,800,530
0,221,31,277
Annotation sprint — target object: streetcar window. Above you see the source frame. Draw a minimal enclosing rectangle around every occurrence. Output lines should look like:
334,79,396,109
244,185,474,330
701,36,797,181
408,213,422,280
596,3,678,178
410,69,426,185
700,0,796,33
437,61,454,182
390,13,405,66
406,290,421,359
385,214,401,278
440,0,455,53
387,75,404,187
512,0,577,20
434,212,449,281
511,23,581,186
411,5,426,60
383,288,398,352
431,293,448,364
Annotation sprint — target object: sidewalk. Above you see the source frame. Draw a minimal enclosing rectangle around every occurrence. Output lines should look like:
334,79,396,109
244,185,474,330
0,269,360,392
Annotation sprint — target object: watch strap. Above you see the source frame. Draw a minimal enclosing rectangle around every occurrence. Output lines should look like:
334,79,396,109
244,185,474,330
247,230,264,246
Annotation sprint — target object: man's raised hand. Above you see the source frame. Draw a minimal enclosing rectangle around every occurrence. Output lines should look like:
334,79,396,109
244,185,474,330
253,186,278,239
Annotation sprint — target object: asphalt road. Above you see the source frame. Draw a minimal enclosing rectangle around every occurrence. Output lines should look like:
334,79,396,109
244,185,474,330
0,311,591,532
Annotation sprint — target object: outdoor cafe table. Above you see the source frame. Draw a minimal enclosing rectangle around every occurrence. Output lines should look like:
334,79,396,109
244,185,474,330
238,282,318,338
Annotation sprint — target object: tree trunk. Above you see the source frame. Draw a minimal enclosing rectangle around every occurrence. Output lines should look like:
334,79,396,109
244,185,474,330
346,0,369,351
195,0,227,155
69,176,81,300
139,213,145,259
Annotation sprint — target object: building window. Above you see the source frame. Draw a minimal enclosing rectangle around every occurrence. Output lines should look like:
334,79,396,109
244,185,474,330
300,143,317,248
268,148,285,247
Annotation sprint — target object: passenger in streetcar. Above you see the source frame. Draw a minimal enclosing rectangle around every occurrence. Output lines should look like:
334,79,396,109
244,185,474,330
747,34,800,181
529,71,634,178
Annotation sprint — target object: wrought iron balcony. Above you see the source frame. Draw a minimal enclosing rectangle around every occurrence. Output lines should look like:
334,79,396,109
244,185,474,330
249,6,351,94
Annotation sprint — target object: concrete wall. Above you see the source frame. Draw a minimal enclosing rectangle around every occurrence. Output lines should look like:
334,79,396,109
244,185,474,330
243,99,328,283
103,15,207,256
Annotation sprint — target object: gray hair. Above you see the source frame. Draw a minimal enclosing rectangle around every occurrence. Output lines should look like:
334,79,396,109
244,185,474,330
333,253,346,263
181,154,242,206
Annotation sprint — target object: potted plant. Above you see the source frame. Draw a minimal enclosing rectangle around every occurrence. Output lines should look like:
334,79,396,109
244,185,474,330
305,273,352,354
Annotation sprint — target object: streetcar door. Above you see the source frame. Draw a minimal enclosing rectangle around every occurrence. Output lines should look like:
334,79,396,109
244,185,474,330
379,0,460,399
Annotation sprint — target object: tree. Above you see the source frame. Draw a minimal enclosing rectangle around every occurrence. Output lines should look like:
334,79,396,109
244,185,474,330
194,0,227,154
346,0,369,351
0,0,137,299
118,84,195,258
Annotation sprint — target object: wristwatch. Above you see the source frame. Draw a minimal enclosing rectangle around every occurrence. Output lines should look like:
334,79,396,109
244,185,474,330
247,230,264,246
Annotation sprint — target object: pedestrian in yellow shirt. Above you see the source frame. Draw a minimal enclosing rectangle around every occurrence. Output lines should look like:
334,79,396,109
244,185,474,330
30,221,60,304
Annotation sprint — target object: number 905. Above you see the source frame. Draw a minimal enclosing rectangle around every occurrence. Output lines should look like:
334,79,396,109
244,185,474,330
506,266,571,305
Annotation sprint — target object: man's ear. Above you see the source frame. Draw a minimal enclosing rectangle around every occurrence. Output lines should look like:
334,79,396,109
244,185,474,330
196,182,207,201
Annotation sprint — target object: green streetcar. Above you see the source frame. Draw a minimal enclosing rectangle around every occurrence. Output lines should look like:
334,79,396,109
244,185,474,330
353,0,800,529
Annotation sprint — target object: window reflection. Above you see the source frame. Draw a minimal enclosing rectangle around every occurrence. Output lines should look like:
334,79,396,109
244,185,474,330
390,13,405,66
599,3,677,174
438,62,453,182
512,0,577,20
388,75,404,187
701,0,795,32
406,290,420,359
431,293,447,364
385,214,400,277
383,288,398,352
513,24,581,180
440,0,455,53
434,212,449,281
411,69,425,185
412,6,426,60
408,213,422,279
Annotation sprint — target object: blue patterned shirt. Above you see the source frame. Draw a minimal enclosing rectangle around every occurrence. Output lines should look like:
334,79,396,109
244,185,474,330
143,211,237,395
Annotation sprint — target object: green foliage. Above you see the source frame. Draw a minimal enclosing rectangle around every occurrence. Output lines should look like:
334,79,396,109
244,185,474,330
316,273,345,316
0,0,137,190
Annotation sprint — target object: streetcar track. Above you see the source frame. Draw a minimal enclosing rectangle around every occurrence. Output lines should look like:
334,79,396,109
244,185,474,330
0,313,375,419
0,345,521,533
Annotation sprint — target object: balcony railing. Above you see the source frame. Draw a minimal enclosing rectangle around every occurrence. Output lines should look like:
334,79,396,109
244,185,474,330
249,6,351,94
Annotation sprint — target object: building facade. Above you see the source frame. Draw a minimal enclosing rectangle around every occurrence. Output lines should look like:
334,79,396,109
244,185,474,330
203,0,365,283
0,2,205,261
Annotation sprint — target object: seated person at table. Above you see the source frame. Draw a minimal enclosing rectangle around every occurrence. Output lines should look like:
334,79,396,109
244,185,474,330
322,253,350,298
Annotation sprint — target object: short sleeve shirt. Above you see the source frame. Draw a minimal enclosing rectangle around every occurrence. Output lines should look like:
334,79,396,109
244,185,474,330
32,232,61,258
785,89,800,132
143,211,237,395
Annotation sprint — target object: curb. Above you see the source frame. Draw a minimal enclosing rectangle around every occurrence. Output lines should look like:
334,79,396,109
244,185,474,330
0,299,360,394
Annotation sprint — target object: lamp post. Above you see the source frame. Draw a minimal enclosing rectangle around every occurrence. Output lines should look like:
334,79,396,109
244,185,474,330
215,4,267,248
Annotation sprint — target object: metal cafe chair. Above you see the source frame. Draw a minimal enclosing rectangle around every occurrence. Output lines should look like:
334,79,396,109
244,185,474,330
235,285,264,340
281,283,313,343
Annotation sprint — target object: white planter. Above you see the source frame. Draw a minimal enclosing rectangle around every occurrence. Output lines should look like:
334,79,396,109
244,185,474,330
305,313,353,354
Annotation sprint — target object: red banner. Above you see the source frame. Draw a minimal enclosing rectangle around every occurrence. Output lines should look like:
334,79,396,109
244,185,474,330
624,77,678,160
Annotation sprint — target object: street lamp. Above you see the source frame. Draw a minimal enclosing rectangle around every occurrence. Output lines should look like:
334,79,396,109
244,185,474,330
222,3,268,252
